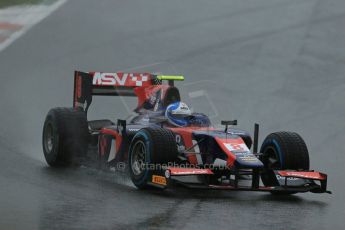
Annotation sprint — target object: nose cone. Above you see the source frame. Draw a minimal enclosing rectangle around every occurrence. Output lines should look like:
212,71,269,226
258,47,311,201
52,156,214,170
215,136,264,168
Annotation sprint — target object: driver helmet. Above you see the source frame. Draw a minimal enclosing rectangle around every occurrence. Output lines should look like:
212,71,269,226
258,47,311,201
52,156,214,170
165,102,192,127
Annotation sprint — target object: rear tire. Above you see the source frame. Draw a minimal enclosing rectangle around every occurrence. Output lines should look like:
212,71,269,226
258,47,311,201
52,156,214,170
259,131,310,195
128,127,178,189
42,107,89,167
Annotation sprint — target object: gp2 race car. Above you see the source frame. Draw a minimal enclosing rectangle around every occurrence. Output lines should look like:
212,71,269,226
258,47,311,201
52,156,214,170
42,71,331,195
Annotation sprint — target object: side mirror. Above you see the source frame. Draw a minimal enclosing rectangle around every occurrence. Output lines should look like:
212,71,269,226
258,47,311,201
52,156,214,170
221,120,237,132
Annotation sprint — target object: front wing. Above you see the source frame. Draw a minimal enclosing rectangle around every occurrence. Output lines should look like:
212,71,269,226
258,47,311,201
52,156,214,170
148,167,331,194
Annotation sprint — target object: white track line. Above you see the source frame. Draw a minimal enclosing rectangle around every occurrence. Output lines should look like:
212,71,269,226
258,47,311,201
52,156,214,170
0,0,67,52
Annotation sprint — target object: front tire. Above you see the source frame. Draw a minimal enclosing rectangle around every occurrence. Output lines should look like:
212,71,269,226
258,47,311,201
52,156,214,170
259,131,310,194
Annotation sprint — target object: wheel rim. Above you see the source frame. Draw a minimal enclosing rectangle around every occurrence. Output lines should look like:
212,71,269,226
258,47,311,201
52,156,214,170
264,146,281,169
131,141,147,176
44,123,54,153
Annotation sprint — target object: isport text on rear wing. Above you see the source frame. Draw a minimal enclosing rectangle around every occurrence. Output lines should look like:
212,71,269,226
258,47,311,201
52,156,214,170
73,71,184,112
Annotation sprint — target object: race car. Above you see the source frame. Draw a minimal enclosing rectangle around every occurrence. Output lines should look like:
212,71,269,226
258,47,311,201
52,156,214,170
42,71,330,194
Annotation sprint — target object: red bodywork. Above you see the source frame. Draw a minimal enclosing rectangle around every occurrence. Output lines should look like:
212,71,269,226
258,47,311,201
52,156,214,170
278,171,327,180
73,71,330,194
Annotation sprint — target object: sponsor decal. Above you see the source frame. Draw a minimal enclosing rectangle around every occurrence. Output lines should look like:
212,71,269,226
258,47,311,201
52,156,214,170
223,143,250,153
233,152,252,156
238,156,259,162
169,168,212,175
276,175,299,181
92,73,149,86
279,171,325,180
128,128,140,132
231,150,259,162
227,131,245,135
152,175,167,186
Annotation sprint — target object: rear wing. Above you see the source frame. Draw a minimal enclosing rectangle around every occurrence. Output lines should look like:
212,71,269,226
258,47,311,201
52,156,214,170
73,71,184,112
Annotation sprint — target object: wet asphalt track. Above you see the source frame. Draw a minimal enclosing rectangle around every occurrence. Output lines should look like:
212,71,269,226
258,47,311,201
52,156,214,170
1,0,345,229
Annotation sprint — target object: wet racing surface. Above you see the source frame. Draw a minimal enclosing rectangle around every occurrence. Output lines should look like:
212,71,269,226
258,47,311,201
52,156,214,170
0,0,345,229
